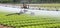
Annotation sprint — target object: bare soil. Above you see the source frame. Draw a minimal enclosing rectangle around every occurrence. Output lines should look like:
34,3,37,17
0,25,13,28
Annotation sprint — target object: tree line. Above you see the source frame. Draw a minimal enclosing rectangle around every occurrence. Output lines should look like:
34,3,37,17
0,0,60,3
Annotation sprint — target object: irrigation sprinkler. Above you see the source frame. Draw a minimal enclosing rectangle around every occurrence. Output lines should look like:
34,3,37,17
30,12,35,15
6,3,29,16
55,7,59,11
21,3,29,9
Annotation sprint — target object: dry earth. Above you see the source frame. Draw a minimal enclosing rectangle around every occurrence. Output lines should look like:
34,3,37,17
0,25,13,28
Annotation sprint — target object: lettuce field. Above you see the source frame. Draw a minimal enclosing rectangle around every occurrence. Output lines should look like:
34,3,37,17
0,12,60,28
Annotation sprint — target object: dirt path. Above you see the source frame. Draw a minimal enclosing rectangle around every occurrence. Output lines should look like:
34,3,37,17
0,25,13,28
